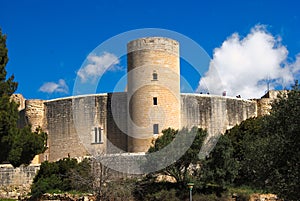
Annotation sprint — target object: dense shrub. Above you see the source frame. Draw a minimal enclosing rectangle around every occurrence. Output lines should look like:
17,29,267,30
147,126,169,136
144,189,180,201
31,158,90,198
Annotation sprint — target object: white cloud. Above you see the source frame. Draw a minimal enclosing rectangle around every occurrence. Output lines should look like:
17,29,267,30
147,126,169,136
290,53,300,77
39,79,69,94
77,52,121,82
197,25,300,99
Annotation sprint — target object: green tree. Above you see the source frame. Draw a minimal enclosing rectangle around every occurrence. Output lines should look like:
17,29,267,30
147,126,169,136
265,83,300,200
225,117,270,187
0,29,47,167
200,134,239,190
224,83,300,200
31,158,83,198
147,127,207,185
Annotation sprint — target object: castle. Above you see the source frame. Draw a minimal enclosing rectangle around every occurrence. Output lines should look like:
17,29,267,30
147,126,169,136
12,37,279,164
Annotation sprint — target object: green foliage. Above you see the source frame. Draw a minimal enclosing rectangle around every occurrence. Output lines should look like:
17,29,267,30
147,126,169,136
68,158,93,192
31,158,92,198
191,193,228,201
0,29,17,96
223,117,268,187
0,29,47,167
8,127,47,167
228,186,266,200
101,179,135,201
264,83,300,200
134,181,180,201
147,127,207,185
200,134,239,190
135,180,231,201
148,128,177,152
223,83,300,200
31,174,62,198
144,189,180,201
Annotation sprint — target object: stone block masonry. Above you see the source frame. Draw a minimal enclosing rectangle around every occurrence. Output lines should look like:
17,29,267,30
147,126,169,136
0,164,39,186
45,94,108,162
31,92,259,162
181,94,257,134
127,37,180,152
0,164,40,199
106,93,128,153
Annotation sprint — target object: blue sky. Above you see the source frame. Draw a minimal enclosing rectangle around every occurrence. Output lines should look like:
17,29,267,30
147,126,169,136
1,0,300,99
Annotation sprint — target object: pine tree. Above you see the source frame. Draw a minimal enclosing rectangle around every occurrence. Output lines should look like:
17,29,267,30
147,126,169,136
0,29,47,167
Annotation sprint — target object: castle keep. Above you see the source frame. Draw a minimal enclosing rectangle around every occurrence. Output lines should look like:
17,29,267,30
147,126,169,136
14,37,277,163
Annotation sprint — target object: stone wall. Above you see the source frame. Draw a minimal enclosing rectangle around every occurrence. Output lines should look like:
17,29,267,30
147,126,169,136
44,93,131,160
14,91,274,163
25,99,46,130
25,99,47,164
181,94,257,134
45,95,108,161
10,94,26,111
11,94,27,129
0,164,40,199
24,92,262,162
256,90,288,116
107,92,128,153
256,98,272,116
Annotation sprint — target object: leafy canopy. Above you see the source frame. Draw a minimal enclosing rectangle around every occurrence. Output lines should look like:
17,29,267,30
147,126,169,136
223,83,300,200
147,127,207,185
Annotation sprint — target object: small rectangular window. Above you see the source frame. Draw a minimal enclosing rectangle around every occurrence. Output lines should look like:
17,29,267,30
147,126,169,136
153,97,157,105
153,124,159,134
152,71,158,80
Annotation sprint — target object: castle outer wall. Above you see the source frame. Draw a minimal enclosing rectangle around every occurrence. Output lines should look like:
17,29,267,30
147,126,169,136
42,93,128,162
181,94,257,133
16,93,258,162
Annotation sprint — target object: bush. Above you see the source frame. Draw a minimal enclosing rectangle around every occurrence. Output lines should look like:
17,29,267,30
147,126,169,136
31,174,62,198
31,158,91,198
191,193,228,201
144,189,180,201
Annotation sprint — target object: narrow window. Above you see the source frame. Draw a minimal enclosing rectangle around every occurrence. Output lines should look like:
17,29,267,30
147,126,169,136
153,124,159,134
93,127,104,144
98,127,102,143
152,71,158,80
94,127,98,143
153,97,158,105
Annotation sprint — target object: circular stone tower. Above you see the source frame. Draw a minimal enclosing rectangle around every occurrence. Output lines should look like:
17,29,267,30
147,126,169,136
127,37,181,152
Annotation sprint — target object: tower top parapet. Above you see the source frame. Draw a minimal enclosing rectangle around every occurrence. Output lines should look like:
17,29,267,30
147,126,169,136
127,37,179,56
